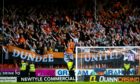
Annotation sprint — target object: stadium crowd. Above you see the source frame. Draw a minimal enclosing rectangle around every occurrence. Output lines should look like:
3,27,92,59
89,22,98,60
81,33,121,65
0,1,140,55
0,0,140,71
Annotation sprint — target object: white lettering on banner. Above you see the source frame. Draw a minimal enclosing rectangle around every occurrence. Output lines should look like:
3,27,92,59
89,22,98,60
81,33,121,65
104,53,107,60
44,77,50,81
99,53,102,61
15,71,20,75
35,56,42,62
84,52,125,62
42,57,48,62
21,77,43,82
55,69,135,76
2,72,14,75
105,69,135,75
84,53,90,62
55,69,93,76
43,77,75,81
12,49,54,62
0,77,17,82
99,76,118,82
0,72,20,76
12,49,20,57
77,70,92,76
20,77,75,82
91,54,98,61
27,53,34,61
56,69,69,76
48,54,54,62
20,52,27,59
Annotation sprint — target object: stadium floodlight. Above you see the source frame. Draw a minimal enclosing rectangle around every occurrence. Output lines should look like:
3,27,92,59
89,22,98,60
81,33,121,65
75,46,140,82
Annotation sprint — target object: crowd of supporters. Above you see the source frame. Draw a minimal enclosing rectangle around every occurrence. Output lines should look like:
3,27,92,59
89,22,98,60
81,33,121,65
0,1,140,56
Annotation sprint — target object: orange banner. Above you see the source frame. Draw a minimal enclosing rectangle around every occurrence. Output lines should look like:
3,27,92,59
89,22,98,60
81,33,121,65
3,45,65,58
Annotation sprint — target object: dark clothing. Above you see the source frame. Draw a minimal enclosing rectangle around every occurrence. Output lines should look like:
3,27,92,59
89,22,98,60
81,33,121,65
29,64,36,77
20,62,28,77
30,72,36,77
69,70,75,77
67,60,75,77
26,65,29,76
20,71,26,77
123,61,131,75
123,70,130,75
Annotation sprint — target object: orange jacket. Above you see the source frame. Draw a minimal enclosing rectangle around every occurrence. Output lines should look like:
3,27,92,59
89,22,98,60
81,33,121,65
68,42,75,51
66,47,73,54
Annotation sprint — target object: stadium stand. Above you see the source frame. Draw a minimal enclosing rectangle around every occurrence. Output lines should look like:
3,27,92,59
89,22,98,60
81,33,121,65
0,0,140,69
